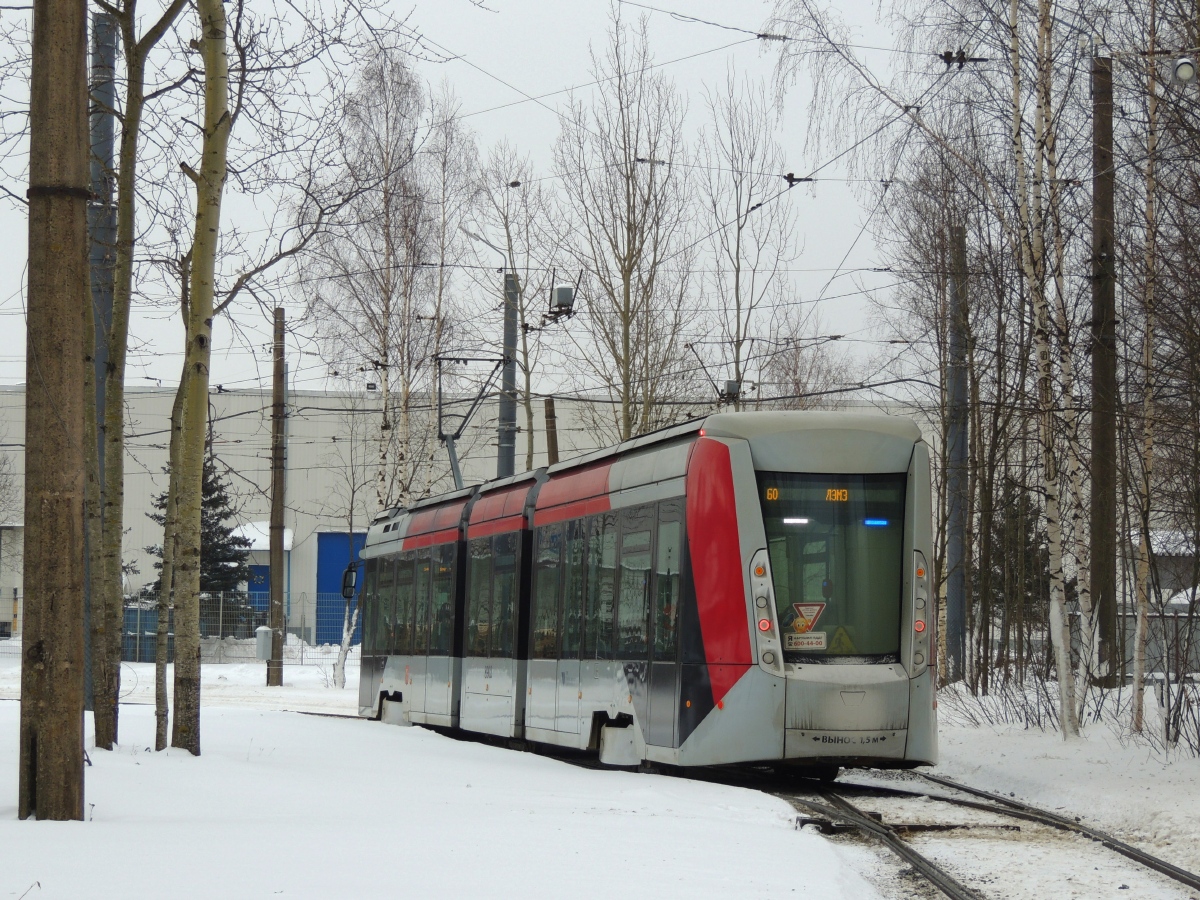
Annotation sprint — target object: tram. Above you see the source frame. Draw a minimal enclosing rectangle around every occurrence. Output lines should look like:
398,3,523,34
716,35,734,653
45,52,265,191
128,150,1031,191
357,411,937,770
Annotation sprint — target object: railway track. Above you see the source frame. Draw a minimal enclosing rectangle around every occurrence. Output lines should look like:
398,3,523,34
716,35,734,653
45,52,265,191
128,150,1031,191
773,771,1200,900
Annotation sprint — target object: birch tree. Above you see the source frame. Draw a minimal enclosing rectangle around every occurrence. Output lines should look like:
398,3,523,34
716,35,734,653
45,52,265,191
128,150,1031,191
298,48,445,508
554,13,697,442
699,68,797,410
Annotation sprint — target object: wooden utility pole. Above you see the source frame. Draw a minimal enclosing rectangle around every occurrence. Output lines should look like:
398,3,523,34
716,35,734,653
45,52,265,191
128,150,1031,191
267,307,286,686
945,223,969,683
1091,55,1119,683
19,0,89,821
544,397,560,466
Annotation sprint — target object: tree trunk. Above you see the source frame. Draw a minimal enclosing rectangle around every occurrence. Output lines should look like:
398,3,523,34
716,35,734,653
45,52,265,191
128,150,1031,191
19,0,89,821
157,353,188,750
171,0,230,755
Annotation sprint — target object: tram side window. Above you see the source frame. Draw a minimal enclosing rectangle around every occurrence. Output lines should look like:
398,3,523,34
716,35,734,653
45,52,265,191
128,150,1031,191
429,544,455,656
492,531,518,658
361,558,379,653
585,513,617,659
561,518,586,660
532,525,563,659
467,538,492,656
375,558,397,655
617,507,653,658
412,551,432,656
653,505,683,662
392,553,415,656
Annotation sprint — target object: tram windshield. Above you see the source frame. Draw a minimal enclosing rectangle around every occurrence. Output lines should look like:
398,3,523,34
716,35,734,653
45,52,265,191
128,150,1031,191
757,472,907,663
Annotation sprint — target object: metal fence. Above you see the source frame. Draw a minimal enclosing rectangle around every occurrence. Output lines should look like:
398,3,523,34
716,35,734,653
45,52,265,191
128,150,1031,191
0,590,362,667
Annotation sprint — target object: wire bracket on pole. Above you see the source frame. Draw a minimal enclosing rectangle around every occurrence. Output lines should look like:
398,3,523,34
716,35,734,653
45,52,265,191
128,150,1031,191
435,353,505,491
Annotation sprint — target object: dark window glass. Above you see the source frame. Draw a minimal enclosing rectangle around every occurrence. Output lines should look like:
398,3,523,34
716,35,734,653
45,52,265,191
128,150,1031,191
361,558,379,653
392,553,414,656
429,544,455,655
375,559,397,655
617,508,653,658
653,507,682,662
532,525,563,659
467,538,492,656
561,519,586,660
587,513,617,659
412,551,432,655
492,531,518,658
757,472,907,662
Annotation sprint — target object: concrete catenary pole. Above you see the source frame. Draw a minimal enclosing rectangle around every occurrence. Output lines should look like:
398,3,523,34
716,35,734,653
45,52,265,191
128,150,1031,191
544,397,560,466
946,223,969,683
19,0,90,821
267,308,286,686
498,272,518,479
85,10,117,714
1091,54,1119,683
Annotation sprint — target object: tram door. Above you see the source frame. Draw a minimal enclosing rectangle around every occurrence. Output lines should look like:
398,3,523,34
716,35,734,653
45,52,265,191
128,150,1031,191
647,501,682,748
555,519,585,733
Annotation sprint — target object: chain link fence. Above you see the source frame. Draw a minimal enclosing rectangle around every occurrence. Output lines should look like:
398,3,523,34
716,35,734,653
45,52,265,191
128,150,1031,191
0,591,361,670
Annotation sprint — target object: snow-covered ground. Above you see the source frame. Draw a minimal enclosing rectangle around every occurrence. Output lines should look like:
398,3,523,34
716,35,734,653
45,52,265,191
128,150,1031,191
1,655,1198,899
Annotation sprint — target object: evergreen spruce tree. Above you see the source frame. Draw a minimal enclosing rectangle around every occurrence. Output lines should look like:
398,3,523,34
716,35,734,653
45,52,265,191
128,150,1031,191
146,442,252,593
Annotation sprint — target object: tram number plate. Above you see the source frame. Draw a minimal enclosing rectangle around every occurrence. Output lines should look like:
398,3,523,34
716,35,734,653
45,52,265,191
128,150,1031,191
786,632,826,650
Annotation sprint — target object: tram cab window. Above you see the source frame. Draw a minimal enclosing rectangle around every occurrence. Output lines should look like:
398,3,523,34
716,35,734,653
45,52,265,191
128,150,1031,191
653,505,683,662
412,551,432,656
392,553,415,656
375,558,397,656
532,525,563,659
561,519,586,660
429,544,455,656
467,538,492,657
617,508,653,658
492,532,518,658
758,472,906,663
585,513,617,659
361,558,379,653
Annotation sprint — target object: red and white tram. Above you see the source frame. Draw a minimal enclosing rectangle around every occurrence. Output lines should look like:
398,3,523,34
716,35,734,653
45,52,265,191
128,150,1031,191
358,411,937,770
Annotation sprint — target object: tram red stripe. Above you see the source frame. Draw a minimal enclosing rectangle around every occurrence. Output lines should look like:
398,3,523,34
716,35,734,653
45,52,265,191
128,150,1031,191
686,438,751,704
402,528,459,550
532,496,611,527
467,515,526,538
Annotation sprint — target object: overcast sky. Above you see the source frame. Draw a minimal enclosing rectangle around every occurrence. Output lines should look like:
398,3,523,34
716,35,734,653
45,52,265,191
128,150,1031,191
0,0,906,392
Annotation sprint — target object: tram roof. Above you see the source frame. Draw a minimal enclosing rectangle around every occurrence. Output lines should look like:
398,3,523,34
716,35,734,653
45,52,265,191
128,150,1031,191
372,410,920,525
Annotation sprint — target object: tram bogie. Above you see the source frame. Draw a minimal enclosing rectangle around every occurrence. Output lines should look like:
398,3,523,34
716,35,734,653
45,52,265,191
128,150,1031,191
358,411,937,770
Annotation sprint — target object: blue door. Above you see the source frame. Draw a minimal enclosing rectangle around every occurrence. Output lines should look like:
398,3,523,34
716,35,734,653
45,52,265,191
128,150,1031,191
316,532,366,645
249,565,270,612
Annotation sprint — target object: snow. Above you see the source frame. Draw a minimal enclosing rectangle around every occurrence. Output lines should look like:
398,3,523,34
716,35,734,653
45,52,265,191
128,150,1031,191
2,654,1198,899
0,657,881,900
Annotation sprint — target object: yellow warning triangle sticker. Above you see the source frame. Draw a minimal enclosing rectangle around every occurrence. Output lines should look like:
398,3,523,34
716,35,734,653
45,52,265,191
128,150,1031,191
828,626,857,654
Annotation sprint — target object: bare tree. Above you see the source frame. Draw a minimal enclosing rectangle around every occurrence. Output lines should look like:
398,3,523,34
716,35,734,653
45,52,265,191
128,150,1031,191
554,12,697,442
323,393,374,689
298,47,448,508
171,0,232,755
698,68,798,410
474,141,560,470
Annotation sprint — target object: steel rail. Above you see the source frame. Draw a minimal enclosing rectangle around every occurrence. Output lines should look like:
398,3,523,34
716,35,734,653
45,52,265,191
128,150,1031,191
916,772,1200,893
782,789,988,900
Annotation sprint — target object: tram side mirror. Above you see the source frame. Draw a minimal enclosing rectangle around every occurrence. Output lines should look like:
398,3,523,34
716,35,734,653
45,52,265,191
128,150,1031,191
341,564,358,600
